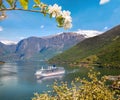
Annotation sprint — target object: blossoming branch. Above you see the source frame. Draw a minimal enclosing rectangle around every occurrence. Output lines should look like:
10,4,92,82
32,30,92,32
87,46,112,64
0,0,72,29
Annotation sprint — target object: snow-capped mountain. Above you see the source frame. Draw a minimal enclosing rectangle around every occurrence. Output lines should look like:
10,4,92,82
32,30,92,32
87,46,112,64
75,30,103,38
0,32,85,61
1,40,18,45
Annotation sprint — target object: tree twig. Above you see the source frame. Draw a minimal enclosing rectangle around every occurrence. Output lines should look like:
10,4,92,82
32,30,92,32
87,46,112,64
13,0,18,9
0,8,42,13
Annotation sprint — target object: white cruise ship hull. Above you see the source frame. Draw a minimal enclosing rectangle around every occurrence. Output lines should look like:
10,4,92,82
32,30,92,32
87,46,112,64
36,70,65,78
41,70,65,77
35,67,65,79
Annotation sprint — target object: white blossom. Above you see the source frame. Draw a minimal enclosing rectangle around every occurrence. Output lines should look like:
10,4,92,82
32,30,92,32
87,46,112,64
0,11,6,20
63,20,72,29
0,15,5,20
47,4,72,29
38,2,47,12
62,11,72,21
62,10,72,29
48,4,62,17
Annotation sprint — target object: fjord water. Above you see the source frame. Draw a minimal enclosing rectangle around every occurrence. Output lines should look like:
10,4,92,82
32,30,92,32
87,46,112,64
0,61,120,100
0,61,56,100
0,61,71,100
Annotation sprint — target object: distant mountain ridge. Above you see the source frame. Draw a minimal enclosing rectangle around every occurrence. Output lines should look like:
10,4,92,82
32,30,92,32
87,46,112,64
0,32,86,61
49,25,120,68
0,42,16,56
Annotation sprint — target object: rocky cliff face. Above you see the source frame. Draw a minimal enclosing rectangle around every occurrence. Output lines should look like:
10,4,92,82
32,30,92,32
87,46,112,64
0,42,16,61
0,42,16,55
15,32,85,60
0,42,6,56
0,32,86,61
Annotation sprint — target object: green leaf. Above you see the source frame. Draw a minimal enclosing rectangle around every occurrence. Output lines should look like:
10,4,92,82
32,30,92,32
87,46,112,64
43,13,46,16
56,16,64,27
34,0,40,4
0,0,2,6
1,4,6,9
33,4,39,8
49,14,52,18
6,0,14,7
19,0,29,10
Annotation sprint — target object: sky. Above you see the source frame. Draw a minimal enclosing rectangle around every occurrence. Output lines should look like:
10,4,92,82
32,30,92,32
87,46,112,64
0,0,120,44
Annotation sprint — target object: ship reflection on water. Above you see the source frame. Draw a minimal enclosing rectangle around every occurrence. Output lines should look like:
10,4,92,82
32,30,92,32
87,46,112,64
36,74,64,83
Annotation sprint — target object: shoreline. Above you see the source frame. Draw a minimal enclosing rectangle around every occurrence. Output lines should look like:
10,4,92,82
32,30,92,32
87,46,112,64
0,61,5,64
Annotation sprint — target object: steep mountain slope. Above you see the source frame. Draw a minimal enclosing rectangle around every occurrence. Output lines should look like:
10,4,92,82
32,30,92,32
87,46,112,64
49,25,120,68
0,42,16,61
0,32,86,61
0,42,16,56
15,32,85,60
0,42,6,56
97,37,120,68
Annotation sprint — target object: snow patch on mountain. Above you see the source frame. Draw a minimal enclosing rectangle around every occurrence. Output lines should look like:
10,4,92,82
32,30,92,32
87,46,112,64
75,30,103,38
1,40,18,45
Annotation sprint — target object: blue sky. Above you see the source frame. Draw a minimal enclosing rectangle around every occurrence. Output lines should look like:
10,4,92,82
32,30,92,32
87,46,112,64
0,0,120,43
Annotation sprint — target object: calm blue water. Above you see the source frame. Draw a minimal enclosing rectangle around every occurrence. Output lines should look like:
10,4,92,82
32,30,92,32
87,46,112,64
0,61,119,100
0,61,56,100
0,61,80,100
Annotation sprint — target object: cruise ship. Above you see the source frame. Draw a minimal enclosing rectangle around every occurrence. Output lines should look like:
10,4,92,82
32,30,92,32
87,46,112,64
35,65,65,78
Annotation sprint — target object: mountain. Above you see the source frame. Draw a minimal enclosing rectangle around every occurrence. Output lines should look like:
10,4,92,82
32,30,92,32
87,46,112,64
75,30,102,38
0,42,6,56
0,42,16,55
49,25,120,68
0,32,86,61
1,40,17,45
0,42,16,61
15,32,85,60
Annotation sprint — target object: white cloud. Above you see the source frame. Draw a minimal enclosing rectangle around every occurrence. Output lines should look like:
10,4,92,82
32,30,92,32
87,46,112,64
76,29,103,38
99,0,110,5
1,40,18,45
19,37,26,40
40,25,44,29
104,26,108,30
0,26,3,31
